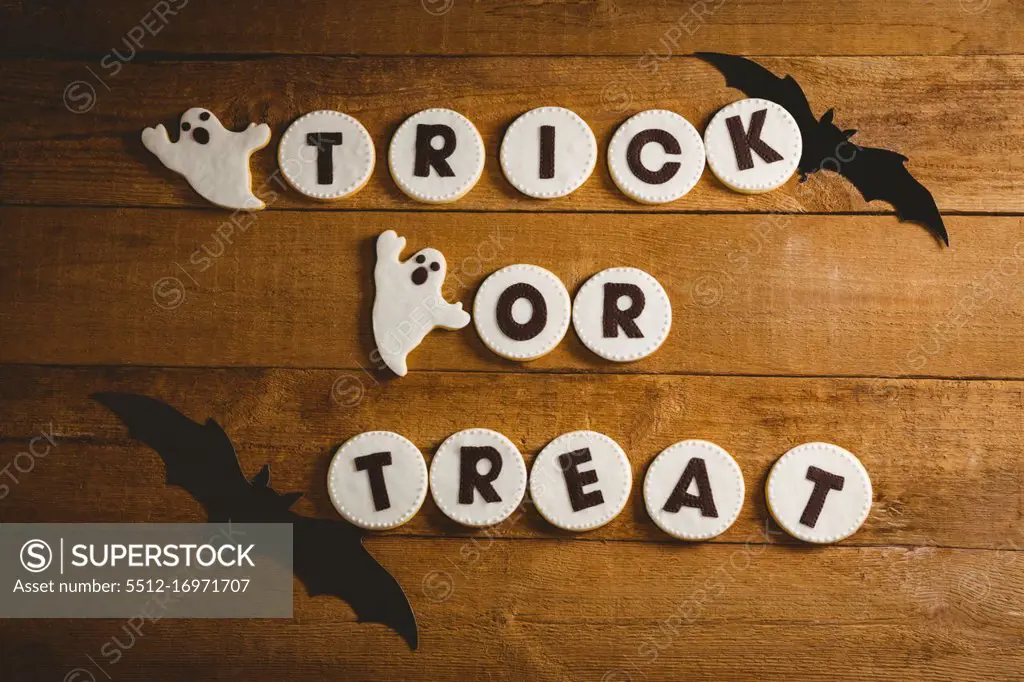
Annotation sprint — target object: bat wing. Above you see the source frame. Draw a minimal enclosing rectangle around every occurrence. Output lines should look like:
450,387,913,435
694,52,819,134
291,515,418,649
93,392,247,508
837,147,948,245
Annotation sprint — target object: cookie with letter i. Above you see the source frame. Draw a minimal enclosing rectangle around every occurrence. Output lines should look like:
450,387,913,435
703,98,802,193
500,106,597,199
388,108,485,203
644,440,744,540
372,230,471,377
572,267,672,362
766,442,872,544
608,109,706,204
327,431,428,530
473,264,571,361
429,429,528,527
278,110,375,200
141,108,271,210
529,430,632,531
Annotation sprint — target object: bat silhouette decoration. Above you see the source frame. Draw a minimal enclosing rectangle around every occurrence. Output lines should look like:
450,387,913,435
93,392,418,649
695,52,948,246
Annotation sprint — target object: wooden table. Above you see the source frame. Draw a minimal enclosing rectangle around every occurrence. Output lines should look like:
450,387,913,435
2,1,1023,679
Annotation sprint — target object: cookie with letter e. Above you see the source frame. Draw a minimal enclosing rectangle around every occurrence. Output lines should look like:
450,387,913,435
141,108,271,210
529,430,632,531
372,230,471,377
766,442,872,544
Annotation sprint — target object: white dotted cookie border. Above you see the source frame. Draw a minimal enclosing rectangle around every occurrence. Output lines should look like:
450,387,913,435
704,98,802,193
429,428,528,527
473,264,572,361
530,430,633,532
571,267,672,362
327,430,428,530
608,109,706,204
644,439,744,541
277,110,375,200
766,441,873,544
388,108,485,203
499,106,597,199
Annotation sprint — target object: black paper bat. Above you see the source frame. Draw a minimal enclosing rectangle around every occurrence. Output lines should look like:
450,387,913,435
695,52,948,246
93,392,418,649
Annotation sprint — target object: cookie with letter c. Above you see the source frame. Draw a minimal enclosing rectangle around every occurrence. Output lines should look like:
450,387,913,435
608,109,706,204
327,431,428,530
766,442,872,544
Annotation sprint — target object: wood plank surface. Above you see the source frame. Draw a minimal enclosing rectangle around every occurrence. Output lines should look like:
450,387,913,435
2,208,1022,377
2,0,1021,57
3,56,1021,213
2,366,1023,550
3,539,1022,680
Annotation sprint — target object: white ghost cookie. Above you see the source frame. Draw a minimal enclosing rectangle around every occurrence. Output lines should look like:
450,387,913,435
141,107,271,210
372,230,471,376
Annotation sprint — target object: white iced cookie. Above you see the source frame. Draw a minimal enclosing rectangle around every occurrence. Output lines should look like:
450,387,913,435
372,230,471,377
571,267,671,362
327,431,428,530
473,264,571,361
388,108,484,203
530,430,632,531
703,98,802,194
277,110,374,200
141,107,271,210
766,442,872,544
500,106,597,199
608,109,705,204
429,428,528,527
644,440,744,541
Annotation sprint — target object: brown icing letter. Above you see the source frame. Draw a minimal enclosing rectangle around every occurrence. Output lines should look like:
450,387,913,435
799,465,845,528
662,457,719,518
458,446,503,504
354,451,393,512
626,128,681,184
558,448,605,512
725,109,783,171
414,124,457,177
496,282,548,341
603,282,645,338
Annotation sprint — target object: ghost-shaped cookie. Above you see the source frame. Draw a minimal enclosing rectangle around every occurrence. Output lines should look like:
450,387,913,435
141,108,271,210
372,230,471,376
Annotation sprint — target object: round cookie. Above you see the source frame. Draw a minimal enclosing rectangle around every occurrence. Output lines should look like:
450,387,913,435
644,440,744,540
388,108,484,203
327,431,428,530
277,110,375,200
529,430,632,532
703,98,802,194
500,106,597,199
473,264,571,361
429,428,528,527
571,267,672,362
608,109,705,204
766,442,872,544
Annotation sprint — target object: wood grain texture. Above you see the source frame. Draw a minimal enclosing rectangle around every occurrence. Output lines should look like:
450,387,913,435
2,207,1022,377
3,539,1023,681
2,366,1023,550
2,0,1021,57
3,56,1022,213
